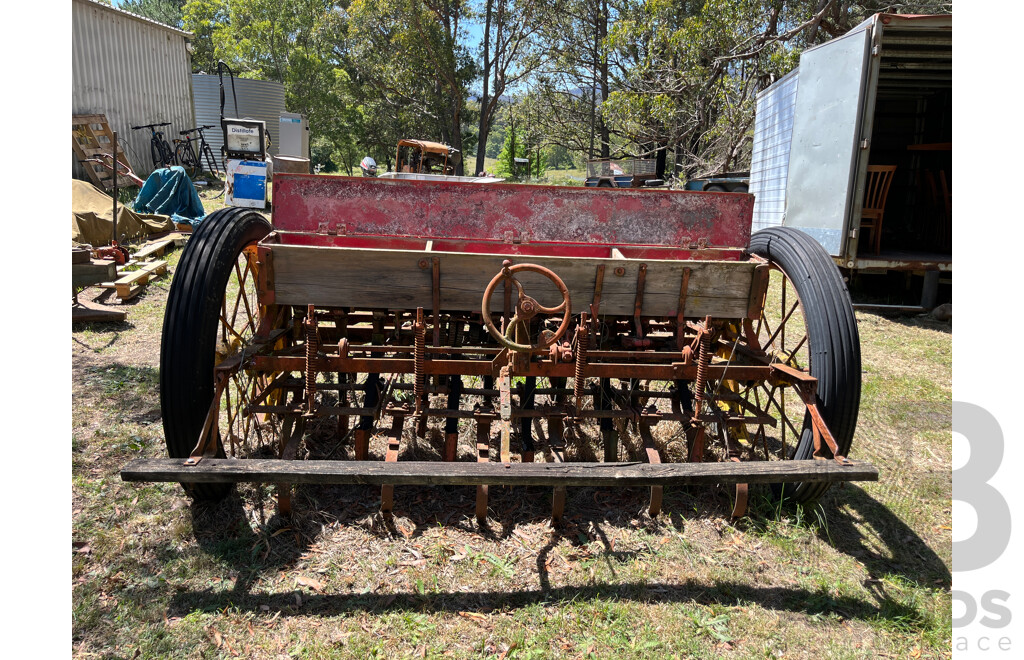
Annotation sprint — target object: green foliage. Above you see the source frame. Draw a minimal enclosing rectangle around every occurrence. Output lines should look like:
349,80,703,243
347,0,477,172
120,0,188,27
176,0,951,179
494,126,545,179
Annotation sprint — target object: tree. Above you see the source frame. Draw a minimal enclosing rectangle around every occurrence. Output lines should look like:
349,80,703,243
181,0,230,73
494,100,545,178
602,0,952,178
346,0,476,174
530,0,624,159
120,0,188,27
183,0,367,172
473,0,543,176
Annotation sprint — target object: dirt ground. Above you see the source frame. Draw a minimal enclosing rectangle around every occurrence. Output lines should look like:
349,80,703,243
71,244,952,659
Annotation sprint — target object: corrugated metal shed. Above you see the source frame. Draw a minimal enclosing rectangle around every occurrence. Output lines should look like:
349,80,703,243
72,0,195,179
749,69,798,233
192,74,286,161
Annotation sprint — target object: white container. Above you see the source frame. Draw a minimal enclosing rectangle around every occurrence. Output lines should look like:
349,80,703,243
279,113,309,158
225,159,267,209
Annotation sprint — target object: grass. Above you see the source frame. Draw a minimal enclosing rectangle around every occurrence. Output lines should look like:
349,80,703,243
72,243,951,658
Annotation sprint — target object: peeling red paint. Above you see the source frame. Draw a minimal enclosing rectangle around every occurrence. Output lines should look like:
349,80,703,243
272,174,753,252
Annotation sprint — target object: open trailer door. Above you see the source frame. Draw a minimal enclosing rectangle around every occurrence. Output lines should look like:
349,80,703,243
783,22,875,257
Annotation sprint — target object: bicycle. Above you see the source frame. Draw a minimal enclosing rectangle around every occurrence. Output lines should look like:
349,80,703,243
131,122,175,170
174,125,220,179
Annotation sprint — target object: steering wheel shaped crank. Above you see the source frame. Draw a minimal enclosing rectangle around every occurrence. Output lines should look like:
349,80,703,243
482,260,571,353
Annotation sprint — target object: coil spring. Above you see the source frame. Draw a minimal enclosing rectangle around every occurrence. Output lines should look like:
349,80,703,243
454,317,464,348
305,308,319,413
414,317,426,413
573,324,589,403
692,327,710,416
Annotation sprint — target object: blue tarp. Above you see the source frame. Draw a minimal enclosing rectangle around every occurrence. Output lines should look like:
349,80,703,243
132,166,206,227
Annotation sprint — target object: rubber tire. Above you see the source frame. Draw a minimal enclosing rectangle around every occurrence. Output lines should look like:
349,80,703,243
201,144,219,176
160,207,273,500
176,143,199,179
731,184,749,193
150,140,162,171
597,180,613,188
748,227,861,504
159,139,175,168
705,184,727,192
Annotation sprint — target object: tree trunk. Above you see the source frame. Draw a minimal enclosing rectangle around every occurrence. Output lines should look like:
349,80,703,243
451,101,464,176
599,0,610,159
475,0,494,177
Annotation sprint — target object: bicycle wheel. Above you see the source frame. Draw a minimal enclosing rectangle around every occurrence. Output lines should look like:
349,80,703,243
176,142,200,178
150,140,163,171
201,143,220,176
159,139,175,167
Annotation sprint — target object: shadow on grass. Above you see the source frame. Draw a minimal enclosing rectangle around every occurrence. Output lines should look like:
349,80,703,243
163,479,944,634
855,308,951,335
165,577,927,631
818,483,951,589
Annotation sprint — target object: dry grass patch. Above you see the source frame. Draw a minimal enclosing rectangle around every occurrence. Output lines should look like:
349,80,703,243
72,257,951,658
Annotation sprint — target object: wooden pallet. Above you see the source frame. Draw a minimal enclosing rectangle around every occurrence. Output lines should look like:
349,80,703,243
114,260,167,300
73,114,135,191
99,260,168,300
89,235,187,301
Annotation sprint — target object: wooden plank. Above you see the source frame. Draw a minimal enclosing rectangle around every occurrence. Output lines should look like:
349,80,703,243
133,239,174,261
271,244,756,319
116,283,145,301
72,300,127,323
73,114,134,190
122,458,878,487
72,259,118,289
115,260,167,286
114,260,168,299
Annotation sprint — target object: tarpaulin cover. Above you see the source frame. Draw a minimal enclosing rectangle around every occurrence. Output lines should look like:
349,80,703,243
72,180,175,247
132,166,206,226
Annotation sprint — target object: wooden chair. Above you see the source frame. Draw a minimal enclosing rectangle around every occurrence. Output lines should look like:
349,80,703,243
860,165,897,254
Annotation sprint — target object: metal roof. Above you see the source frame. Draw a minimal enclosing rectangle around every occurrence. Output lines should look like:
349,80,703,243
875,14,952,91
192,74,286,159
72,0,196,179
397,139,454,154
82,0,192,38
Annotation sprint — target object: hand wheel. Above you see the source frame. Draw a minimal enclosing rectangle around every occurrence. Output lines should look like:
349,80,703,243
481,260,571,353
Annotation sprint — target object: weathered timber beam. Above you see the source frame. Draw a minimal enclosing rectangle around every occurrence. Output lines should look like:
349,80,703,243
122,458,878,487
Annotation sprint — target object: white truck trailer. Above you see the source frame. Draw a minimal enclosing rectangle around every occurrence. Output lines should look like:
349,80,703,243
749,13,951,308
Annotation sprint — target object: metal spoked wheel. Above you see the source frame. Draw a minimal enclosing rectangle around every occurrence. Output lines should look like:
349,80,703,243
161,207,285,500
727,227,862,504
159,139,175,168
175,142,200,179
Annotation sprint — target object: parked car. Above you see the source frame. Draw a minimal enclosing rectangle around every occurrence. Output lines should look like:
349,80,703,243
684,172,750,193
585,158,664,188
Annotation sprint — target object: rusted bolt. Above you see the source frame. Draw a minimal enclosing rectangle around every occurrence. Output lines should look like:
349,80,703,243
614,267,626,277
418,259,429,269
502,259,513,268
521,300,536,314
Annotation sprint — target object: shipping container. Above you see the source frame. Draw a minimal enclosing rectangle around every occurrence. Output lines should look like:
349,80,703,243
749,14,951,289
